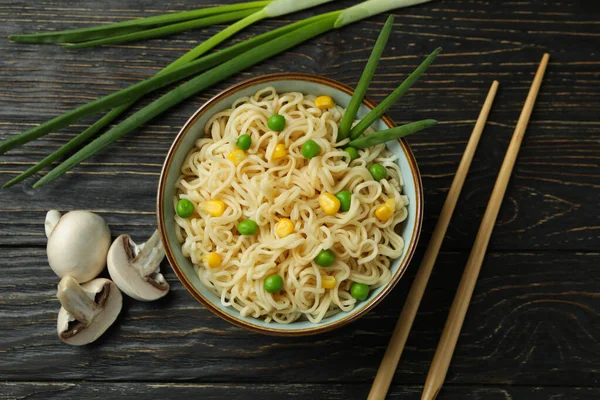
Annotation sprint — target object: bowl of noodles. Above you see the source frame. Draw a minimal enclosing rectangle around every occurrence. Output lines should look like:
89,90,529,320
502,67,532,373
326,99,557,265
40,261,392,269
157,73,423,335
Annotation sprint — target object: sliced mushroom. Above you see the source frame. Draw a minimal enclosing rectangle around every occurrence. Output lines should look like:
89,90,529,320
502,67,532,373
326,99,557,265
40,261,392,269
46,210,111,283
56,276,122,346
107,230,169,301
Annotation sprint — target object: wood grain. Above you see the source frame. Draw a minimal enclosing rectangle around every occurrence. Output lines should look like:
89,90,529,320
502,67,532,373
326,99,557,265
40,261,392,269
2,248,599,386
0,0,598,398
3,382,600,400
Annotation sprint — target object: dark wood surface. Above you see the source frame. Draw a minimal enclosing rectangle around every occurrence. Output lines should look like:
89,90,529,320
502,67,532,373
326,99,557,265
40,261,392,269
0,1,598,399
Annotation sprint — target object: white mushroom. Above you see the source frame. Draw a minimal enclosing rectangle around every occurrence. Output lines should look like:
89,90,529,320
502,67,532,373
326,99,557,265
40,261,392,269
107,230,169,301
56,275,122,346
46,210,111,283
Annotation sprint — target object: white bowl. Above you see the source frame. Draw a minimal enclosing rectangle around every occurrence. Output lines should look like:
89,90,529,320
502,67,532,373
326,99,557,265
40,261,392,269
157,73,423,335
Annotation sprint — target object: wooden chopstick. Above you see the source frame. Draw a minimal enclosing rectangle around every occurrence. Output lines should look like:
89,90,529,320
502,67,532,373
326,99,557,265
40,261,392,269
367,80,499,400
421,53,550,400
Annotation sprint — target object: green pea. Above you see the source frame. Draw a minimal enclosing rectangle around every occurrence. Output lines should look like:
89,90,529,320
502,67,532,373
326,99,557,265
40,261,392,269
369,163,387,181
264,274,284,293
315,249,335,267
302,139,321,159
351,282,369,301
237,219,258,235
267,114,286,132
335,190,352,212
176,199,194,218
344,146,359,162
236,134,251,150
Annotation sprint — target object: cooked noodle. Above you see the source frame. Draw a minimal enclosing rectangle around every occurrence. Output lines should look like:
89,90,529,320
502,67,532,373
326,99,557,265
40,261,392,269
174,87,408,324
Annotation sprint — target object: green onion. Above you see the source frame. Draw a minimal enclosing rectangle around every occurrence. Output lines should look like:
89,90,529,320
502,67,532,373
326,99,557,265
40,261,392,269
0,13,336,156
33,15,340,187
0,1,338,156
53,0,333,175
8,1,271,44
63,8,262,50
263,0,333,17
350,47,441,140
335,0,433,28
2,14,335,187
168,0,334,67
3,0,436,187
338,14,394,141
2,108,125,188
348,119,437,149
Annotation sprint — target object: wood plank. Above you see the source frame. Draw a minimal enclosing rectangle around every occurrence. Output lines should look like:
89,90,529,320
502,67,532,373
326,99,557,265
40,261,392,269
1,248,598,386
0,0,599,395
3,382,600,400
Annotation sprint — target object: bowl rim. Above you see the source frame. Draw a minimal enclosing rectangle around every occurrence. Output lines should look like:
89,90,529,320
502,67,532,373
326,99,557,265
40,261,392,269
157,72,423,336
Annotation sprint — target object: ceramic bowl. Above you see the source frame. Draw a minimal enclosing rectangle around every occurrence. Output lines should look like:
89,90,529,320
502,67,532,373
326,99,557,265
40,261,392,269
157,73,423,336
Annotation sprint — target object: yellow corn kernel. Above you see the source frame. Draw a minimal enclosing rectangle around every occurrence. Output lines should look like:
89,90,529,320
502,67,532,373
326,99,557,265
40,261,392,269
271,143,287,160
275,218,294,238
318,193,341,215
204,200,226,217
315,95,335,109
375,199,396,222
321,275,336,289
203,252,222,268
227,149,246,166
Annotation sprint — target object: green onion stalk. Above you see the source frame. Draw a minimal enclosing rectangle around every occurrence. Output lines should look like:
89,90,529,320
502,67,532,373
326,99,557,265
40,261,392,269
1,0,436,187
8,1,272,44
71,0,333,162
2,13,334,187
63,8,264,50
348,119,437,149
33,14,341,187
338,14,394,141
0,0,335,171
349,47,441,139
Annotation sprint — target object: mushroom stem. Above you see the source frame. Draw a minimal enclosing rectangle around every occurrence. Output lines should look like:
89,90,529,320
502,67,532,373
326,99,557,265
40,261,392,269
134,230,165,277
56,276,101,326
44,210,62,238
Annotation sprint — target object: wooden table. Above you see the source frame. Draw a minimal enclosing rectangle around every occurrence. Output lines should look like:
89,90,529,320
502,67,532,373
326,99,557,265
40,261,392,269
1,1,598,399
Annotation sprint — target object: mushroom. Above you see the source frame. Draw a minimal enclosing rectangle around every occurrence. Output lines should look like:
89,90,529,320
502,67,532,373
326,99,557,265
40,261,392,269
46,210,111,283
107,230,169,301
56,275,122,346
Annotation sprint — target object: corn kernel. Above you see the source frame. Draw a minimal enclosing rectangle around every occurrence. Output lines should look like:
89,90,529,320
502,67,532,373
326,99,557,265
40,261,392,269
227,149,246,166
203,252,222,268
275,218,294,238
271,143,287,160
321,275,336,289
318,193,341,215
375,199,396,222
315,95,335,109
204,200,226,217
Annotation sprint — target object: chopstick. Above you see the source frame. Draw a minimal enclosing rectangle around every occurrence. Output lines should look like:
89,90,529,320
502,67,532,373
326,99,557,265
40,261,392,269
367,80,499,400
421,53,550,400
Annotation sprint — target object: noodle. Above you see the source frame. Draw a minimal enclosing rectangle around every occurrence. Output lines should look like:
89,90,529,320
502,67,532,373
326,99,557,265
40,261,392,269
174,87,408,324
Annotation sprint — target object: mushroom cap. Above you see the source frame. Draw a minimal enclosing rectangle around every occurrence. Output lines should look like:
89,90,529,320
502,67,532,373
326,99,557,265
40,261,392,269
47,210,111,283
107,234,169,302
57,277,122,346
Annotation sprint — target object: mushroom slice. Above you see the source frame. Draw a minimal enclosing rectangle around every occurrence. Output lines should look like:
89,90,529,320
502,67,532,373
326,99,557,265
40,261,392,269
57,276,122,346
107,230,169,301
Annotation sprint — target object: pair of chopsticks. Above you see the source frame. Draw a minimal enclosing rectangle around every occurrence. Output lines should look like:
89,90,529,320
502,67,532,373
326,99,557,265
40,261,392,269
368,53,550,400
